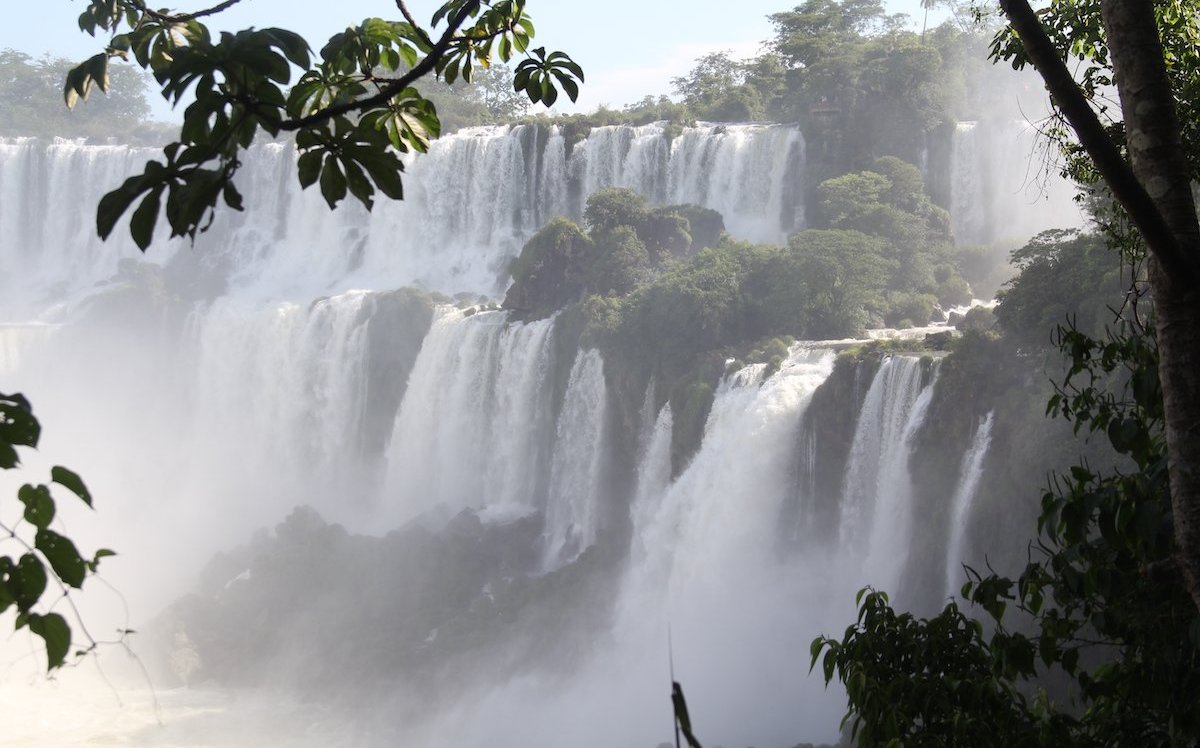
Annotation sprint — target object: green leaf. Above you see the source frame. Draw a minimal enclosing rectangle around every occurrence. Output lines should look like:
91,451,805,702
551,70,579,102
129,187,163,251
223,182,245,212
88,53,110,94
27,613,71,670
35,529,87,589
297,150,323,189
12,554,46,612
51,466,93,508
97,175,148,240
0,392,40,465
87,549,116,573
342,158,375,210
809,636,825,670
0,571,12,615
359,153,404,200
18,484,55,529
319,155,347,209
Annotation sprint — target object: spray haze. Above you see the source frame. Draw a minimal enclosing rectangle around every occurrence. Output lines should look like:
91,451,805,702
0,49,1080,747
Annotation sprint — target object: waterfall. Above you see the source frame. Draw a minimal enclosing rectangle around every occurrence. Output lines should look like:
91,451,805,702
607,347,842,748
1,124,808,312
837,357,934,594
0,118,1032,748
0,138,178,316
384,308,558,523
189,293,373,477
575,123,671,205
950,122,984,245
667,123,805,242
629,403,673,562
633,349,833,593
944,411,996,598
949,120,1084,246
542,349,609,569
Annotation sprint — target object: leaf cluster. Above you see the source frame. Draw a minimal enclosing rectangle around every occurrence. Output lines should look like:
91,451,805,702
0,393,114,671
68,0,584,248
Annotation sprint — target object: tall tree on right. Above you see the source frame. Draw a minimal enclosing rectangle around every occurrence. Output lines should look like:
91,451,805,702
998,0,1200,614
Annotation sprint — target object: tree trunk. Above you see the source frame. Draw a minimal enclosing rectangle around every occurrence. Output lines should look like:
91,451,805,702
1100,0,1200,614
1000,0,1200,612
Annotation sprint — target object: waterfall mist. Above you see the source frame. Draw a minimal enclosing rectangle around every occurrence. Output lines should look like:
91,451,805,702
0,113,1074,746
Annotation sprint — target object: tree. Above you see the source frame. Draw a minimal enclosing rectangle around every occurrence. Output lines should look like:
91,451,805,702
671,51,779,121
813,157,966,312
921,0,937,39
767,0,966,163
994,0,1200,615
65,0,583,250
0,49,155,139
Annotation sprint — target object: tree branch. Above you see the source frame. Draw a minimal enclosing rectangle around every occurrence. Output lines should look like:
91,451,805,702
129,0,249,23
276,5,472,132
997,0,1200,286
395,0,434,47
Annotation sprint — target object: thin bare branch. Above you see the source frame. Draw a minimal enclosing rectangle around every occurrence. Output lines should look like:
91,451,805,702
395,0,434,47
128,0,249,23
276,5,473,131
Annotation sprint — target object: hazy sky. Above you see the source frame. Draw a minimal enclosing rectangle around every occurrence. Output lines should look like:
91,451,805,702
3,1,950,116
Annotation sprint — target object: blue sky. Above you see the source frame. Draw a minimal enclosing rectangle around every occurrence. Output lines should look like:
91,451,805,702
3,1,951,116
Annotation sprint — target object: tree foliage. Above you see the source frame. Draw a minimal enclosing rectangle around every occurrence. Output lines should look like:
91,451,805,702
670,51,785,122
0,393,114,671
0,49,158,139
814,156,969,321
991,0,1200,614
67,0,583,249
994,229,1124,347
814,317,1200,745
504,189,724,317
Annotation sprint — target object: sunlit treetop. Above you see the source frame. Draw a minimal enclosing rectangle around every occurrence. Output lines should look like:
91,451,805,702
66,0,584,249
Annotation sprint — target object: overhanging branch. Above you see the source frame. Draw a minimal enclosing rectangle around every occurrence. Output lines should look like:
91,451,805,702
277,5,472,132
998,0,1200,285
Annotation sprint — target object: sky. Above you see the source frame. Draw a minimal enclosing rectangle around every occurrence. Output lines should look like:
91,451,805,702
1,0,951,118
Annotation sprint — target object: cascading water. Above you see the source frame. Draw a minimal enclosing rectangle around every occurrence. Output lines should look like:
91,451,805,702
1,119,1015,747
385,308,558,524
542,348,609,569
575,123,671,205
599,348,849,748
629,402,673,561
949,120,1084,246
836,357,938,597
944,411,996,598
1,123,807,312
950,122,985,245
667,123,805,242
